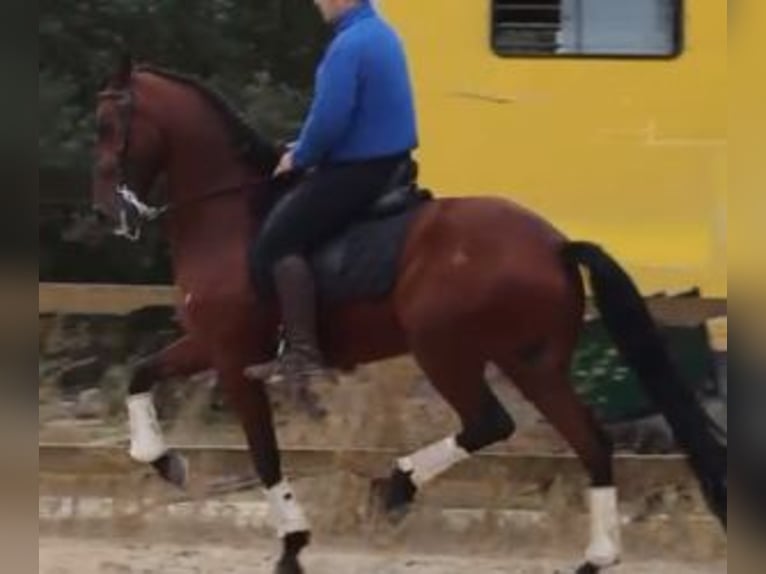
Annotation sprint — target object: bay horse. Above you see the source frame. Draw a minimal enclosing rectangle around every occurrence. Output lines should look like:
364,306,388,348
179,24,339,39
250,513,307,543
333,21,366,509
91,57,726,573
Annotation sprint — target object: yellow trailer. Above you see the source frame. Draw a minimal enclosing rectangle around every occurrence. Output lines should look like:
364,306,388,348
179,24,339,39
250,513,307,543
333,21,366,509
378,0,726,300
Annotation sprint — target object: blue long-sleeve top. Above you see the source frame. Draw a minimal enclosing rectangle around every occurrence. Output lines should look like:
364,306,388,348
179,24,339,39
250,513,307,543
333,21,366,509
292,1,418,168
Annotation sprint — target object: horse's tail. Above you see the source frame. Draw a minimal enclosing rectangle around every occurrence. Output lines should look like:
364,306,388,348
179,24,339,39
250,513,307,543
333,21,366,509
562,240,727,528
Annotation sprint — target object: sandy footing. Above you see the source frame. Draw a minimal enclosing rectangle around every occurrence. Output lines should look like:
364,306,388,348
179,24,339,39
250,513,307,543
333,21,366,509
39,536,726,574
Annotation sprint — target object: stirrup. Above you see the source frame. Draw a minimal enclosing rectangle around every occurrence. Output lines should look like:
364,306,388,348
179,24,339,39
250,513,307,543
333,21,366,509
243,360,336,386
244,358,330,420
243,327,289,382
243,361,277,381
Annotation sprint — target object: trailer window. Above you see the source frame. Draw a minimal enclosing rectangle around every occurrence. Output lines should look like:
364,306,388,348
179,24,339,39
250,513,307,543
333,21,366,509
491,0,682,57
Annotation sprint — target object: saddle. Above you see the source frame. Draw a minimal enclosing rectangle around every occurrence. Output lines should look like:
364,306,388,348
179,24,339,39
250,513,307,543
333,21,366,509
310,159,431,301
251,159,431,302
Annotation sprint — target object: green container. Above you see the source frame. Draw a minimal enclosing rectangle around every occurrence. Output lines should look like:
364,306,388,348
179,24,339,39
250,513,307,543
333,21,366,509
571,321,716,423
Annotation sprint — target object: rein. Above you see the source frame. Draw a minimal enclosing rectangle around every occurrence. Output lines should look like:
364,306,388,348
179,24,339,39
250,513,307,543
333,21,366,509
127,179,264,221
112,179,267,241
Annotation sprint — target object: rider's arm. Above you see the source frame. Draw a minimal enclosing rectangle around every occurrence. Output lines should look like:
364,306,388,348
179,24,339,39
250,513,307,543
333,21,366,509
292,38,361,168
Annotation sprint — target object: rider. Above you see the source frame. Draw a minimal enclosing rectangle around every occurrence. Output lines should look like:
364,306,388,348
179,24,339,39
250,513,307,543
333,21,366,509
251,0,418,389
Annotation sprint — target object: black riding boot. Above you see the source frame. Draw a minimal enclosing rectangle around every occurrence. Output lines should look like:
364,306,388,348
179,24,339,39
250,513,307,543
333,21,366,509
267,255,332,415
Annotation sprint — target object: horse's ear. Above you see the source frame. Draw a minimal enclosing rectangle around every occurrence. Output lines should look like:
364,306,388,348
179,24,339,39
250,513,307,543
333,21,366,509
112,52,133,88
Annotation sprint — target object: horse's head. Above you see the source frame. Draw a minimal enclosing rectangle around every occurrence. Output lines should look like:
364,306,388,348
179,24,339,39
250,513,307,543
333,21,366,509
92,56,282,240
92,54,167,240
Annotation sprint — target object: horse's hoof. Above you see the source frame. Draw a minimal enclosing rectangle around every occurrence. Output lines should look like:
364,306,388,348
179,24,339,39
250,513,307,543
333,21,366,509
371,468,417,524
283,531,311,555
574,561,616,574
275,557,303,574
275,532,310,574
151,450,188,489
554,563,601,574
385,468,417,512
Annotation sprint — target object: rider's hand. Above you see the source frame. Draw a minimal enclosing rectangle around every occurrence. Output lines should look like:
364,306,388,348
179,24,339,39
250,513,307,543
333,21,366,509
273,151,295,177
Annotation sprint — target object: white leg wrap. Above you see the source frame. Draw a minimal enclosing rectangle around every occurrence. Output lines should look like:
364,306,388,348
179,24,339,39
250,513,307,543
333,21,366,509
585,486,622,568
126,393,167,463
265,480,310,538
397,436,470,487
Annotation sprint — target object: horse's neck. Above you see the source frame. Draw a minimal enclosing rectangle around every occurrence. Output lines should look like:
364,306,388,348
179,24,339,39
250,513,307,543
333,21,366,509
164,178,259,289
164,113,254,205
160,112,262,283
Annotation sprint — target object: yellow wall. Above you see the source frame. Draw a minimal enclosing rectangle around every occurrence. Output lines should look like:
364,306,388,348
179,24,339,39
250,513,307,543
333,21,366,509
378,0,726,297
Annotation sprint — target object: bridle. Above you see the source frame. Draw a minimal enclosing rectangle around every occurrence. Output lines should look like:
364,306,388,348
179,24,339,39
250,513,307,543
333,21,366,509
97,78,263,241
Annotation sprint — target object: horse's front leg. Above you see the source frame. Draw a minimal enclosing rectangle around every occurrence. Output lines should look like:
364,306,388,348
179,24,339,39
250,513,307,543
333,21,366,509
126,335,210,487
216,361,310,574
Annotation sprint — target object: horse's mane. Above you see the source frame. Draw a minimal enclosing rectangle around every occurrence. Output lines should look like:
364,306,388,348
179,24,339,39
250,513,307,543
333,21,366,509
135,65,280,173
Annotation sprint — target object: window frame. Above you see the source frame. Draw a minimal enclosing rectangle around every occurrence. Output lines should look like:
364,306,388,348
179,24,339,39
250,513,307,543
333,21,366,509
489,0,685,60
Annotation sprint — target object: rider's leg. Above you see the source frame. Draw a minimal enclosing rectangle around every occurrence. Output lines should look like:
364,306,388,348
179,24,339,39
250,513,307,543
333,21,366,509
271,252,326,380
249,178,331,390
249,155,411,390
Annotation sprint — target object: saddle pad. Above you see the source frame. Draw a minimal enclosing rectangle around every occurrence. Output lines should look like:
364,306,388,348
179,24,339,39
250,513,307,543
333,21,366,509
310,203,426,302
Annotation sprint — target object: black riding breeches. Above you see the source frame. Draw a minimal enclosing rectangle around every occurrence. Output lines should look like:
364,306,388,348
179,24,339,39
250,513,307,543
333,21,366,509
250,153,409,291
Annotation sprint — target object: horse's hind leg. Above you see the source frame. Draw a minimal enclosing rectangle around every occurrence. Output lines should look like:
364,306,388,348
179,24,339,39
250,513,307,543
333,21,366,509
496,354,620,572
126,335,210,487
382,337,516,513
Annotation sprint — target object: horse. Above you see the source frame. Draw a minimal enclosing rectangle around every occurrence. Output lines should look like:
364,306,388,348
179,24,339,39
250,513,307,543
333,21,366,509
91,56,726,574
